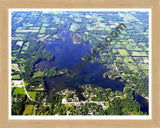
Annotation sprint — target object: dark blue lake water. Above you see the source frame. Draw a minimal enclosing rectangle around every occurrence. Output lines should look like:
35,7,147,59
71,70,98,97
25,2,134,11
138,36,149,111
43,32,125,92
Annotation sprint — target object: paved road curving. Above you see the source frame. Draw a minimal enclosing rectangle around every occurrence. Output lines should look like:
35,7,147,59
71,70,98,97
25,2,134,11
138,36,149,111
13,64,35,101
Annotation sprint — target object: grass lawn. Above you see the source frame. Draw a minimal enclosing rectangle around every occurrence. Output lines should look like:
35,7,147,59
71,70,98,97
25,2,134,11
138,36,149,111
23,105,34,115
118,49,129,56
14,87,25,95
33,71,44,78
28,92,37,100
12,74,21,80
39,27,46,33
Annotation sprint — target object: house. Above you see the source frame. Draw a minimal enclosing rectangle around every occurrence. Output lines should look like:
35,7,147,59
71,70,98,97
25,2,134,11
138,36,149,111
62,98,67,104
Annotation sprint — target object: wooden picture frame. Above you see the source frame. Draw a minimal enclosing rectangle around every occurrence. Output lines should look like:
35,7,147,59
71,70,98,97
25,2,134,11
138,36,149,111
0,0,160,128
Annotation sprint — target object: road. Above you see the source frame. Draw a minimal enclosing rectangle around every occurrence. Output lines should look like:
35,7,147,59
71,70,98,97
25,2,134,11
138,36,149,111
12,64,35,101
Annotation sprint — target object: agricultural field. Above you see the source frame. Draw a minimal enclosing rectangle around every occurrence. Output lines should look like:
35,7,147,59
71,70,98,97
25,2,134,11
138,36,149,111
118,49,129,56
23,105,34,115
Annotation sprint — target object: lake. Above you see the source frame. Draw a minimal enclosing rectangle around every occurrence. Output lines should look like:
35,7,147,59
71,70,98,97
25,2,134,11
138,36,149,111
42,32,125,92
36,30,148,114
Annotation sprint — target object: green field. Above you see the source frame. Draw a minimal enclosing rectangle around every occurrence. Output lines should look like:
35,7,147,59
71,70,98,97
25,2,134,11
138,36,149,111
23,105,34,115
118,49,129,56
14,87,25,95
33,71,44,78
28,92,37,100
39,27,46,33
12,74,21,80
